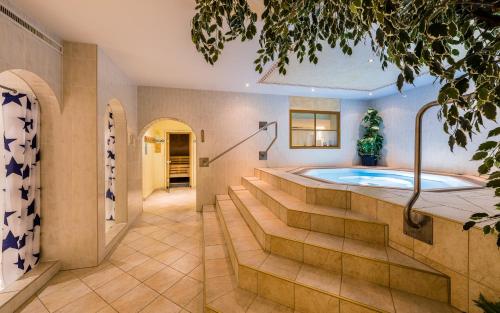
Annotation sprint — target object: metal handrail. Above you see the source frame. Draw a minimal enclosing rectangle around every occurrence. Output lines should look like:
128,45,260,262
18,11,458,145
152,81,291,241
200,121,278,167
404,94,474,229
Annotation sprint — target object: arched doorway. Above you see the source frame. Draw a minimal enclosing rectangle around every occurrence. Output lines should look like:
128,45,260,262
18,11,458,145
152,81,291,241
0,69,60,288
140,118,197,211
103,99,128,245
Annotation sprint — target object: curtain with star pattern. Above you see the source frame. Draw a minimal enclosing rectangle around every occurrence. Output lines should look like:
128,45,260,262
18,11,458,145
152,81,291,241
0,91,40,289
105,105,116,221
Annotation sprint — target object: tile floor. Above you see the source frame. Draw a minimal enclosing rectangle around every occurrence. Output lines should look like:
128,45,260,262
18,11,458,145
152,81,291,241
17,188,203,313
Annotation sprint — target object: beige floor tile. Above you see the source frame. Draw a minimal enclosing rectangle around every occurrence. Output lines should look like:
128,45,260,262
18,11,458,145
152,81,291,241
121,232,144,245
140,296,182,313
127,258,166,282
204,245,228,260
111,284,158,313
144,267,184,293
55,292,108,313
209,289,255,313
246,296,294,313
133,225,163,236
77,264,124,290
154,247,187,265
162,233,188,246
294,285,340,313
391,289,456,313
340,276,394,313
95,273,140,304
17,297,49,313
205,258,233,279
111,252,150,272
96,305,117,313
296,264,341,295
149,229,175,241
139,241,171,257
342,238,388,261
38,273,92,312
187,264,204,282
304,232,344,251
127,237,160,251
170,254,201,274
206,275,238,303
184,292,203,313
259,255,301,280
163,276,202,307
37,271,79,297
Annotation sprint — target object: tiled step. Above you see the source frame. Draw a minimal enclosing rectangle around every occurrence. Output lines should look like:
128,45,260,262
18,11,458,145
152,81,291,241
202,203,294,313
229,185,450,303
242,177,388,245
215,196,458,313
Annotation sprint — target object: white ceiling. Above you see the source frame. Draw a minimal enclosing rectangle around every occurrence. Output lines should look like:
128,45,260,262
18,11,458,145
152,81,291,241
10,0,434,99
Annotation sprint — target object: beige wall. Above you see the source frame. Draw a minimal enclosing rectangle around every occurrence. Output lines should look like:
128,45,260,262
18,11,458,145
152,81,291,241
96,48,140,262
370,84,492,176
0,3,141,268
0,1,62,102
138,87,368,210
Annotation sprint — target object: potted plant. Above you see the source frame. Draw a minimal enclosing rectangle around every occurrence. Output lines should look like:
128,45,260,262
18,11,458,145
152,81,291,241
357,108,384,166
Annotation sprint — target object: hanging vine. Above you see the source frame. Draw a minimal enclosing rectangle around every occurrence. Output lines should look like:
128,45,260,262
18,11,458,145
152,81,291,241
191,0,500,245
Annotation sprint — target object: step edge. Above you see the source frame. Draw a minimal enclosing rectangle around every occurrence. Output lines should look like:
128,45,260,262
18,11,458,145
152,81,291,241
241,178,387,226
216,198,452,310
229,187,448,279
216,198,395,313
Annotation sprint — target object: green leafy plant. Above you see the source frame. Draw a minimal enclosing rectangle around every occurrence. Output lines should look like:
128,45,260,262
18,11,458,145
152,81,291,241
357,108,384,158
474,294,500,313
191,0,500,246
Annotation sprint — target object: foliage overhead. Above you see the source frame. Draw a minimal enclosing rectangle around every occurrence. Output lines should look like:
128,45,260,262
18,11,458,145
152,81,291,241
473,293,500,313
191,0,500,245
357,108,384,158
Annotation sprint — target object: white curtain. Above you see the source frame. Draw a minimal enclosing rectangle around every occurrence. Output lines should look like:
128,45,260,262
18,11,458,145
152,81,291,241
0,91,40,289
105,106,116,220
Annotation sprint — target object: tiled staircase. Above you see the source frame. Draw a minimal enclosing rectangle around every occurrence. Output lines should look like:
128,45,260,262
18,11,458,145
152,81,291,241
203,174,461,313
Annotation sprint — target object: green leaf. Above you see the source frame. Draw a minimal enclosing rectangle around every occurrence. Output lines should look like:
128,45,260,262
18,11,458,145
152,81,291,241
478,157,494,174
488,127,500,138
471,151,488,161
486,179,500,188
482,102,497,121
397,73,404,90
483,225,491,235
455,129,467,147
463,221,476,230
478,141,497,151
428,23,448,38
470,212,489,220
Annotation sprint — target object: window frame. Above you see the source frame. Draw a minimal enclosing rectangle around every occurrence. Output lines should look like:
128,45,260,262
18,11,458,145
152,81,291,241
289,109,341,149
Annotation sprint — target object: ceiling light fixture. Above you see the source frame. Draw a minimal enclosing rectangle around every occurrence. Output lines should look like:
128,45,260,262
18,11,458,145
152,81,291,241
368,58,374,63
245,83,250,87
311,88,315,92
368,92,373,96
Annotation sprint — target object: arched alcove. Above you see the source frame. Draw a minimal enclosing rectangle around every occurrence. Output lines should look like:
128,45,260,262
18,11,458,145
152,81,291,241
140,118,197,204
103,99,128,244
0,69,61,284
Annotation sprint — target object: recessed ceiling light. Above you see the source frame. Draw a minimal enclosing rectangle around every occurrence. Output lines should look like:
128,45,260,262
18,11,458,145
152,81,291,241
368,92,373,96
245,83,250,87
311,88,315,92
368,59,374,63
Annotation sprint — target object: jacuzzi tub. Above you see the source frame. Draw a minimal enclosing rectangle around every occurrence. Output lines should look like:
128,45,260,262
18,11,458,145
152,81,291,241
298,168,483,191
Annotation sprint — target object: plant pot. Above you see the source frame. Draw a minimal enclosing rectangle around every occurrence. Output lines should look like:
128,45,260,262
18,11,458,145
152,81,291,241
360,155,378,166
